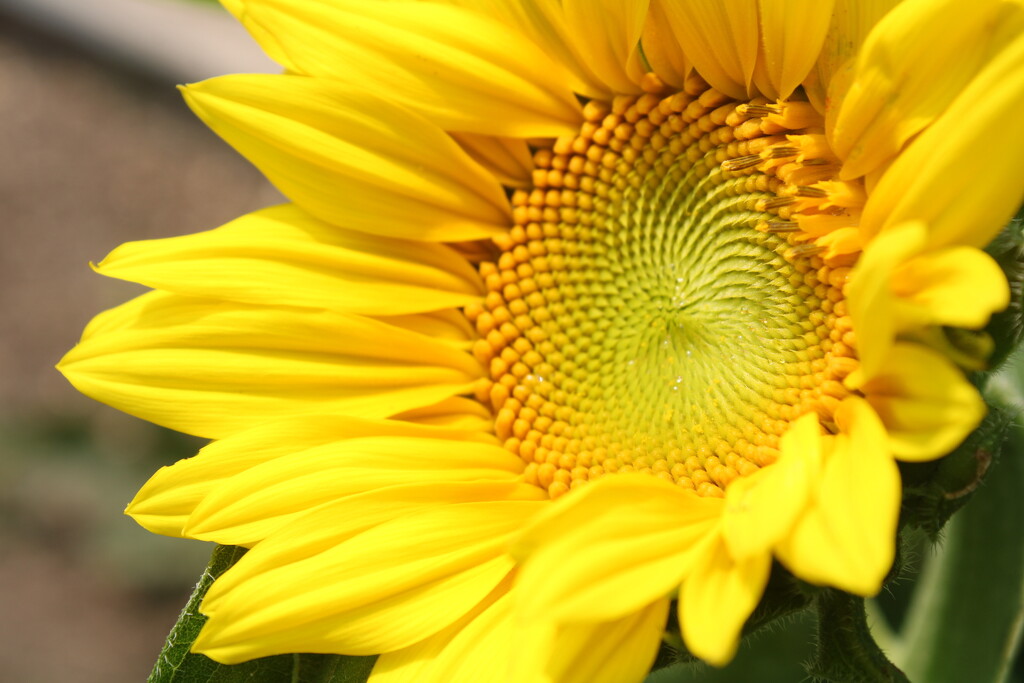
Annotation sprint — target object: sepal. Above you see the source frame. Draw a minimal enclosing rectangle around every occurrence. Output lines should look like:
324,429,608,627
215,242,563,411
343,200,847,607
984,205,1024,369
805,590,909,683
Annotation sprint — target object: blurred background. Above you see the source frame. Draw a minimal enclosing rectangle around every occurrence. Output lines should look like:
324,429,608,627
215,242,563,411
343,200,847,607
0,0,280,679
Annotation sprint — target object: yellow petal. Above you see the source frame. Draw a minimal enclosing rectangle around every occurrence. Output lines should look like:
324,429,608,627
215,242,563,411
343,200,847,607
561,0,649,95
853,343,986,461
860,24,1024,249
181,74,511,242
96,204,483,316
58,292,482,439
450,133,534,189
723,412,822,560
809,0,900,115
661,0,760,100
753,0,834,100
194,501,543,662
818,225,863,259
184,437,527,545
846,221,926,378
202,483,543,584
843,219,1003,382
833,0,1024,179
522,599,671,683
891,246,1009,330
226,0,582,137
679,537,771,667
392,396,496,432
776,398,899,596
370,581,516,683
125,414,499,538
513,475,721,624
374,310,476,348
903,326,995,374
452,0,611,99
642,1,692,88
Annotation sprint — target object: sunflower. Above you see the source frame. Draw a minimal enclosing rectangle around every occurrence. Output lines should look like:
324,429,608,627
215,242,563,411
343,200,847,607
60,0,1024,680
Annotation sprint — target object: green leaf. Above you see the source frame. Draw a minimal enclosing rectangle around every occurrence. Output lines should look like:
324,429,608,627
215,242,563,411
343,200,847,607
149,544,377,683
895,421,1024,683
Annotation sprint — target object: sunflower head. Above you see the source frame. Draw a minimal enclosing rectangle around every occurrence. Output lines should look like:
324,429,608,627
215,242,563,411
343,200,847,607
468,83,864,501
57,0,1024,680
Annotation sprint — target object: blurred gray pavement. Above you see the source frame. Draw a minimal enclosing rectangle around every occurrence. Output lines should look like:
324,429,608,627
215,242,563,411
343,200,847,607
0,4,281,681
0,0,276,83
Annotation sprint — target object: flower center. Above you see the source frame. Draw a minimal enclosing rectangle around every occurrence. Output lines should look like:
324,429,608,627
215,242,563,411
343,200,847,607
465,77,864,499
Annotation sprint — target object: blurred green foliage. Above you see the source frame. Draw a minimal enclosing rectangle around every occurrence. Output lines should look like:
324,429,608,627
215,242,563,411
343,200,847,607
0,413,211,592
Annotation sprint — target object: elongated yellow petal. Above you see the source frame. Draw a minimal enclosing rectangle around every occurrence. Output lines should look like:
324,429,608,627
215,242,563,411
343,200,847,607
818,225,863,259
679,537,771,667
370,581,516,683
374,310,476,349
847,221,925,378
182,74,511,242
777,398,899,596
723,412,822,560
524,599,671,683
185,437,527,545
809,0,900,114
561,0,649,95
853,343,986,461
125,414,499,537
848,220,1007,380
860,25,1024,248
513,475,721,624
58,292,482,439
450,133,534,189
753,0,834,100
96,205,483,316
833,0,1024,179
392,396,496,432
642,1,692,88
820,399,900,590
892,246,1009,329
453,0,612,99
194,501,543,661
661,0,760,100
226,0,582,136
205,483,543,586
